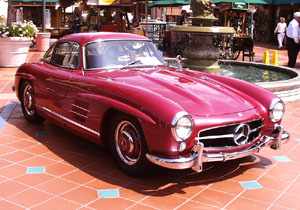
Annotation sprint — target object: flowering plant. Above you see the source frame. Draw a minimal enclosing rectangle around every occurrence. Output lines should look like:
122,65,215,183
0,20,38,38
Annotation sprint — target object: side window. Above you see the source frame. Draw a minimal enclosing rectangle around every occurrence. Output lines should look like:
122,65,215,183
51,42,80,69
68,45,80,68
43,44,55,63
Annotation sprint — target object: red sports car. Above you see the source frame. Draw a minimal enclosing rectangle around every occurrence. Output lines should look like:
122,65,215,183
15,32,290,176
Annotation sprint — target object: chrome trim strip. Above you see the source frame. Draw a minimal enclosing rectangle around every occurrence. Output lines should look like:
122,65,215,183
71,104,90,112
195,134,234,141
70,110,88,119
250,125,264,133
36,104,100,136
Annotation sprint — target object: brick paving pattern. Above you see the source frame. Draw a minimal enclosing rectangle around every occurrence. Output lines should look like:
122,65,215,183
0,44,300,210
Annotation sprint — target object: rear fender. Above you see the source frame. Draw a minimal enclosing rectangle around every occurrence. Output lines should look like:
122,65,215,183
15,73,36,100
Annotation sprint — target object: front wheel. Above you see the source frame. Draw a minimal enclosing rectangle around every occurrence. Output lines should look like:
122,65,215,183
20,81,44,123
109,113,153,176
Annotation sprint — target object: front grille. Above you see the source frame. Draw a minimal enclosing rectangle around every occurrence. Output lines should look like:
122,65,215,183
197,119,263,148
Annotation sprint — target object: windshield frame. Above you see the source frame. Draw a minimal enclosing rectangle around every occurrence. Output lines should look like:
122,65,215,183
83,39,165,71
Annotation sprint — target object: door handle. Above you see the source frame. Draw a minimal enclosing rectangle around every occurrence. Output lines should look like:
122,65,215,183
46,88,55,93
46,77,54,81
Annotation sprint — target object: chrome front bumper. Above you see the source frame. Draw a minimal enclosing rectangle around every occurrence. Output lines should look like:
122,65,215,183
146,125,290,173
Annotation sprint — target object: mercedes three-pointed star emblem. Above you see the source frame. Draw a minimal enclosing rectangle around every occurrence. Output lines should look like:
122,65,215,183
233,124,250,145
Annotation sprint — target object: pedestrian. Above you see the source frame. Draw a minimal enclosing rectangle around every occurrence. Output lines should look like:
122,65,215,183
286,12,300,68
177,10,186,25
274,17,287,49
286,14,293,27
114,11,126,32
252,19,256,40
71,13,81,33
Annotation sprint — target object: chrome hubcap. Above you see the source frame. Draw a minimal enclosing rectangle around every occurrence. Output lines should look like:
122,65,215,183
115,120,141,165
23,85,35,116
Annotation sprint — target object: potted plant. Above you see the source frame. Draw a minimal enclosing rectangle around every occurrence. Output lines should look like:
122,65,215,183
0,20,38,67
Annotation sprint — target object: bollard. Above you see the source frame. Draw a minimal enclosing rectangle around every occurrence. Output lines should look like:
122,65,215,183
263,51,270,64
271,50,278,66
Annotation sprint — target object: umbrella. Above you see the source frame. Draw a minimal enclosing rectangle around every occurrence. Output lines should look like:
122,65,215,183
213,0,271,4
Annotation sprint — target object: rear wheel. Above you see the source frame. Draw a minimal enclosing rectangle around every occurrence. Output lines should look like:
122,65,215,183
20,81,44,123
109,113,153,176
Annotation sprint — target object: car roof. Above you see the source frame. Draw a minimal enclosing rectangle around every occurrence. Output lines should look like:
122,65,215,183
59,32,150,44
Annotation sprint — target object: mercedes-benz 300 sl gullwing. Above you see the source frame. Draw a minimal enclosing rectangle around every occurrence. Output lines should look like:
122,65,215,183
15,32,290,176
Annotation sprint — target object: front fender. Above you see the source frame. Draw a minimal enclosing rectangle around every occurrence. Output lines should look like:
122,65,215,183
77,93,157,125
198,71,278,110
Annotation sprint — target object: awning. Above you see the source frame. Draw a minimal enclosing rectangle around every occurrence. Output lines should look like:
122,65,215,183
12,0,60,7
149,0,191,7
213,0,271,4
272,0,300,4
12,0,59,2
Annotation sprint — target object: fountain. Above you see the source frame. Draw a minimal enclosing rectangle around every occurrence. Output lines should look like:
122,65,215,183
167,0,300,102
171,0,235,74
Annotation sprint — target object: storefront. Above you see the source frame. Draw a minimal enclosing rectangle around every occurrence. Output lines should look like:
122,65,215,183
214,0,300,42
10,0,134,36
11,0,60,27
84,0,132,32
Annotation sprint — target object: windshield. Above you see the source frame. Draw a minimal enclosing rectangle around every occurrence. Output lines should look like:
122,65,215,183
84,40,165,70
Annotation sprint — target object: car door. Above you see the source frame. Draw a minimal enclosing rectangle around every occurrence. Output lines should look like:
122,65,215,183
36,41,80,117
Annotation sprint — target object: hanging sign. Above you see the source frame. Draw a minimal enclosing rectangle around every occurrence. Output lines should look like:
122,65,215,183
232,2,249,10
98,0,120,5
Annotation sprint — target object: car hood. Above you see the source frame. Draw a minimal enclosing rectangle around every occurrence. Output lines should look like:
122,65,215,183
95,66,256,116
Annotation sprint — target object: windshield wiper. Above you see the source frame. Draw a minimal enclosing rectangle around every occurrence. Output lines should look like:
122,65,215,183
121,59,141,69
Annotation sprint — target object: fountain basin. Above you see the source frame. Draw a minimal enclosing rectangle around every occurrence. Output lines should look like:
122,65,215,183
164,58,300,102
221,60,300,102
171,25,235,34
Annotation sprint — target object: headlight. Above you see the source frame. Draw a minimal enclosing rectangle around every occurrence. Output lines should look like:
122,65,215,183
269,98,285,122
171,111,194,141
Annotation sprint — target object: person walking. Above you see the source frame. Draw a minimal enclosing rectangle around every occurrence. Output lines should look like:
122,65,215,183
177,10,186,25
287,14,293,27
274,17,287,49
71,13,81,33
286,12,300,68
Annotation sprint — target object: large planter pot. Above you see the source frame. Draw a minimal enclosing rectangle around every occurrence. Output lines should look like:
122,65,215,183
36,32,51,52
0,37,32,67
